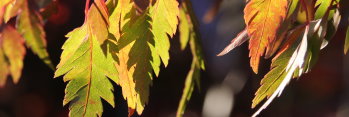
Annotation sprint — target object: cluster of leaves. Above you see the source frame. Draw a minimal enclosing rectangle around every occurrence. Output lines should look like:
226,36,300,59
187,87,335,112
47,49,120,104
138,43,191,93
219,0,348,116
1,0,205,116
0,0,53,86
2,0,348,116
53,0,204,117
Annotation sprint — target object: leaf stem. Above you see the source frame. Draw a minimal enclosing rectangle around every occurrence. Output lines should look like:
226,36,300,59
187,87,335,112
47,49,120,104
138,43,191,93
85,0,91,21
183,0,202,42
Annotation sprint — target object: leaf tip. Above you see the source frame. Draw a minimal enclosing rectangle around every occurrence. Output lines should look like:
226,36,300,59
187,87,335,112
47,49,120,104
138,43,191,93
217,50,228,56
217,29,248,56
128,108,135,117
251,63,259,74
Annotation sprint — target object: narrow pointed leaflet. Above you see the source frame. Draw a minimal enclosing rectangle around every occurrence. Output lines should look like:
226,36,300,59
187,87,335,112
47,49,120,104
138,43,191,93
55,2,118,117
217,29,248,56
244,0,288,73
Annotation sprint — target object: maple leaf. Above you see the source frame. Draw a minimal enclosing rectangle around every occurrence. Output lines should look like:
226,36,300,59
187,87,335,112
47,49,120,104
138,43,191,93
117,13,158,115
177,3,205,117
16,0,53,68
54,3,118,117
244,0,288,73
149,0,179,66
251,25,305,108
218,0,300,58
252,19,329,116
0,25,26,86
252,25,309,117
108,0,179,115
264,0,300,59
109,0,154,115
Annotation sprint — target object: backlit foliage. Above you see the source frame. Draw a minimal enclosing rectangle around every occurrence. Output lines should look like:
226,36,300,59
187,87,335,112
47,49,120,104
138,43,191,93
1,0,348,116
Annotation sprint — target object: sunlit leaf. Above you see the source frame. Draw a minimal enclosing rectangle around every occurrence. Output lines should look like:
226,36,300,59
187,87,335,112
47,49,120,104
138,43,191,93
252,18,329,116
244,0,289,73
264,0,301,58
109,0,154,115
252,25,309,117
116,12,157,115
108,0,179,115
55,3,118,117
149,0,179,67
251,26,304,109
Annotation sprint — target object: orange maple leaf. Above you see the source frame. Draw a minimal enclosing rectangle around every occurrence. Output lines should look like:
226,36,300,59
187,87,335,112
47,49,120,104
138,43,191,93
244,0,288,73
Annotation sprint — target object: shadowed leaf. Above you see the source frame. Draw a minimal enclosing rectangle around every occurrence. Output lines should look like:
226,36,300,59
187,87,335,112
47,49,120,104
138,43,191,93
177,4,205,117
108,0,179,115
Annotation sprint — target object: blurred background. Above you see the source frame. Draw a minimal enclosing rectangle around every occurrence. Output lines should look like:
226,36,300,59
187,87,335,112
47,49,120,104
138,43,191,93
0,0,349,117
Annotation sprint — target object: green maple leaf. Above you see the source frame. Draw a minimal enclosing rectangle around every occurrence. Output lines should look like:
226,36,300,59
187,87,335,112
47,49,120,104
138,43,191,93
149,0,179,67
109,0,156,115
252,27,305,116
108,0,179,115
252,45,295,108
55,3,118,117
252,19,328,116
16,0,53,68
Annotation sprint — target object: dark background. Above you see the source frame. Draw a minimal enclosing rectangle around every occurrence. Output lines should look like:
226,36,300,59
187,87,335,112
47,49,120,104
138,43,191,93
0,0,349,117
